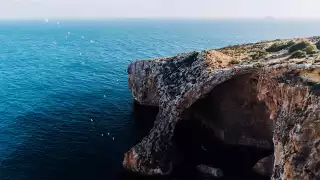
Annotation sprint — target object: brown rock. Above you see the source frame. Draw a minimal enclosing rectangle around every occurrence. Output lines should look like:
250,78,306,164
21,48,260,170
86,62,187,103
123,37,320,180
253,155,274,176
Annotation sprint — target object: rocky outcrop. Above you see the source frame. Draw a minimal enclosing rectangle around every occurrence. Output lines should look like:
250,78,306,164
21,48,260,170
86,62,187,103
196,164,223,178
124,37,320,179
253,155,274,176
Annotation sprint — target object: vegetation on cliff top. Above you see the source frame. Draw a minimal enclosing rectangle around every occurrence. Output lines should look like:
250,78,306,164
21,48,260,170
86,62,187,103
266,40,295,52
315,40,320,50
290,50,307,59
228,59,239,65
288,40,312,53
250,50,268,60
216,37,320,62
303,44,318,54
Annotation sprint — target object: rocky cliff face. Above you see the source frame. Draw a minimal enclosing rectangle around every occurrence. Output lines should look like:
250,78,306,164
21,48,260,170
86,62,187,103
123,37,320,179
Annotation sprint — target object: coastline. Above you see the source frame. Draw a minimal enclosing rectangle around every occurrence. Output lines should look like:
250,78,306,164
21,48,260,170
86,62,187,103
124,36,320,179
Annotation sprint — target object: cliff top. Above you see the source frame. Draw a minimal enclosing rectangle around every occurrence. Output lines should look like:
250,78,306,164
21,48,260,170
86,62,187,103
145,36,320,70
217,36,320,60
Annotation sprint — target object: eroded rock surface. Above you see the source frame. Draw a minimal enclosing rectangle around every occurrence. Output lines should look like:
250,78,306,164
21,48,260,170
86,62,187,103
124,37,320,179
253,155,274,177
196,164,223,178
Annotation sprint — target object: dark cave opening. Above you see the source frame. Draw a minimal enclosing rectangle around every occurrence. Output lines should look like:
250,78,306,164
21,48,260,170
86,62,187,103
172,119,273,180
126,75,276,180
172,74,274,180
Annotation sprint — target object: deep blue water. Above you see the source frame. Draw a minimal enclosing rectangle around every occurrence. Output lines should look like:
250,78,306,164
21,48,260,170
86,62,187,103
1,19,320,180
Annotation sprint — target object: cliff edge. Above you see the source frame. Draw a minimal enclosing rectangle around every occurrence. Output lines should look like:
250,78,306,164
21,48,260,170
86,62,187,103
124,37,320,179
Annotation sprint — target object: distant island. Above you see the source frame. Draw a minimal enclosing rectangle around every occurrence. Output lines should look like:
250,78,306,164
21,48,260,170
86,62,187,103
264,16,275,20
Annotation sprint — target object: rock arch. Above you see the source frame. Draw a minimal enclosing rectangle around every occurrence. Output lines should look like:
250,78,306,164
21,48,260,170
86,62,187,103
124,50,320,180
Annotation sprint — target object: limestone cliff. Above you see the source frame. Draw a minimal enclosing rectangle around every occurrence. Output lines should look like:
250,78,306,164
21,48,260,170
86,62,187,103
124,37,320,179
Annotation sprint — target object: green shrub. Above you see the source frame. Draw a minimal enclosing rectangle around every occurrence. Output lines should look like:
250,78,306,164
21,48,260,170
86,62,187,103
251,50,268,60
266,40,295,52
315,40,320,49
303,45,318,54
288,40,311,53
290,50,307,59
286,40,296,47
228,59,239,65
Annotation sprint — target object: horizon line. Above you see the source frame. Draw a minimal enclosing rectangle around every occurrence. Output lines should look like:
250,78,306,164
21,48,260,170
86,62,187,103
1,16,320,21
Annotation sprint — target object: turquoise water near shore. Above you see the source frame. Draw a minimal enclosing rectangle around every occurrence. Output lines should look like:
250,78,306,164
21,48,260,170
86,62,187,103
1,19,320,180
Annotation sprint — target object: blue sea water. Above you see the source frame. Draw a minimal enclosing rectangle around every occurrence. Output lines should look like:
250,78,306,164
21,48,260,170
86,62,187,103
1,19,320,180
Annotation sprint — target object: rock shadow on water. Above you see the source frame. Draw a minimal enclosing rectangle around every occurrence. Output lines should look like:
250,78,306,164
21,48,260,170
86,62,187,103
130,100,159,140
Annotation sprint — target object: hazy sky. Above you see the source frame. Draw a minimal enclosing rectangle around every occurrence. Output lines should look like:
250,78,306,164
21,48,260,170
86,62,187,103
1,0,320,19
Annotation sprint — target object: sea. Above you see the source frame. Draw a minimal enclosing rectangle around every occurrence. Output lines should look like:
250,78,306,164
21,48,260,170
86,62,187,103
0,19,320,180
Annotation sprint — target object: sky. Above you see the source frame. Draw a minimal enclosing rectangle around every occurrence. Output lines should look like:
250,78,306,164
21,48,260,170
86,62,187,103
1,0,320,19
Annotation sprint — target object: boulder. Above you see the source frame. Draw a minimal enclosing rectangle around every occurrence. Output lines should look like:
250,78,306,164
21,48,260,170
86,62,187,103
196,164,223,178
253,155,274,177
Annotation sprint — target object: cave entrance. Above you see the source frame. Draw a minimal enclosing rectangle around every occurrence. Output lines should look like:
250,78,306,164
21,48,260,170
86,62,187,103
172,74,275,179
